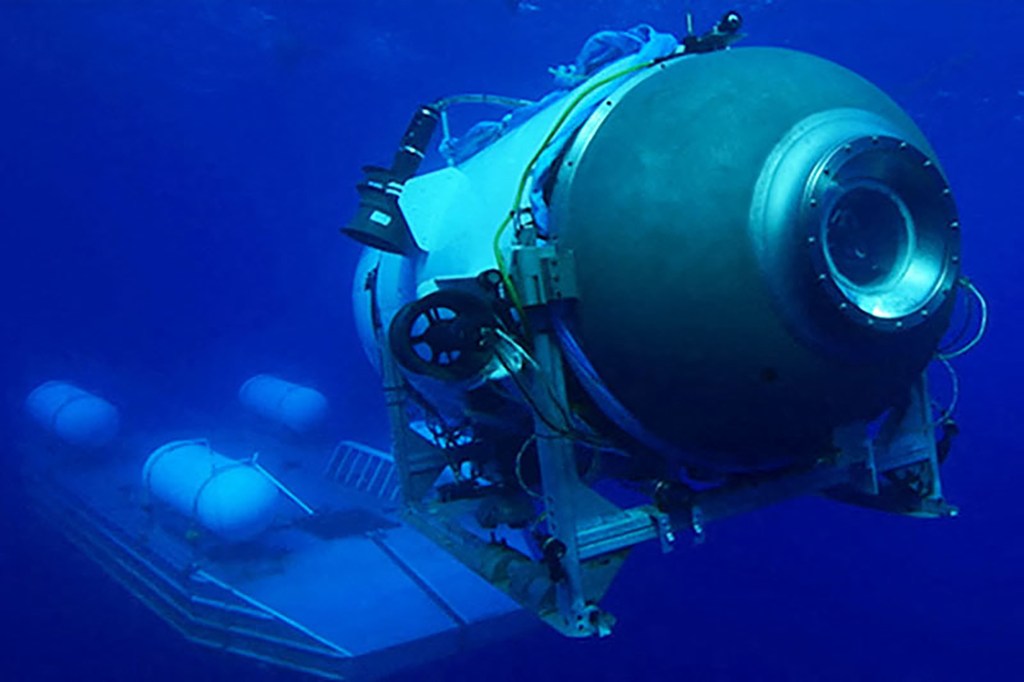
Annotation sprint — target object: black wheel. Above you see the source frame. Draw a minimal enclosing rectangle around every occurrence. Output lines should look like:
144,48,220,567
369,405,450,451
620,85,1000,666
388,290,497,382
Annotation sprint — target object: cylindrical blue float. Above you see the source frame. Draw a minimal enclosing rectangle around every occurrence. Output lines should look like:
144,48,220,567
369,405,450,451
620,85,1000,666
143,440,280,542
239,374,328,433
25,380,120,448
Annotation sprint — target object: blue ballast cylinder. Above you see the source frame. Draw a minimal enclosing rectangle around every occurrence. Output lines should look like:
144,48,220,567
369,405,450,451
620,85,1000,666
143,440,280,542
239,374,328,433
25,380,120,448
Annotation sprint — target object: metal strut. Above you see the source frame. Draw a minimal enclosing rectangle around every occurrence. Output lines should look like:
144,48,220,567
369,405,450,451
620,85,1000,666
528,324,610,636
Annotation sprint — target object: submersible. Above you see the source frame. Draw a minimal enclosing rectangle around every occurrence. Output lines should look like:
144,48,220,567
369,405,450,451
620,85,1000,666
343,11,980,636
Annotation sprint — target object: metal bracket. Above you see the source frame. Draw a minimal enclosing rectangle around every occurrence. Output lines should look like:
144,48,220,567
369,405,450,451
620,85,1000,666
875,375,943,480
826,374,956,518
833,422,879,495
510,244,579,308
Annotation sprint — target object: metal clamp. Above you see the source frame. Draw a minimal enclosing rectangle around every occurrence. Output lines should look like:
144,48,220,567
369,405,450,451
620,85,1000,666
690,505,706,545
510,244,579,308
653,512,676,553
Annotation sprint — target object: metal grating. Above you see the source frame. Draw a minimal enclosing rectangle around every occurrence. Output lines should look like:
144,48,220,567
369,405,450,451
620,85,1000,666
324,441,401,503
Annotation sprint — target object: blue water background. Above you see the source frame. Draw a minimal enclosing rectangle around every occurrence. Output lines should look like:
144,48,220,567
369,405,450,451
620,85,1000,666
2,1,1022,680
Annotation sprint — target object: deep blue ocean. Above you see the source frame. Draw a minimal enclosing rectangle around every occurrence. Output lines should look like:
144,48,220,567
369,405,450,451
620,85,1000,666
3,1,1023,680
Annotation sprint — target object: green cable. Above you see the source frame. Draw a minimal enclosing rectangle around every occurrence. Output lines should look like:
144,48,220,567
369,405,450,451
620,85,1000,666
491,59,657,329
